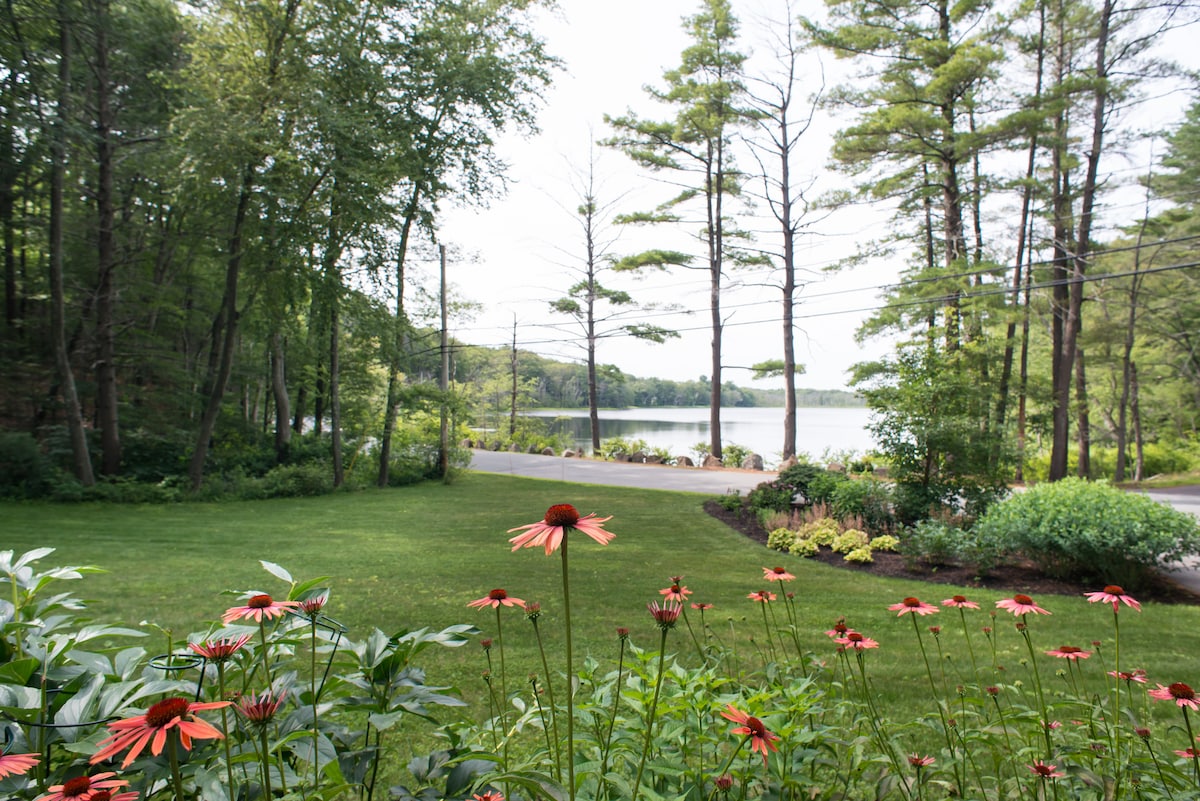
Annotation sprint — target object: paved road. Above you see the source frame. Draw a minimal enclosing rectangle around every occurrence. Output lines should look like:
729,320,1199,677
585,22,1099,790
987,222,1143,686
468,449,1200,596
469,448,778,495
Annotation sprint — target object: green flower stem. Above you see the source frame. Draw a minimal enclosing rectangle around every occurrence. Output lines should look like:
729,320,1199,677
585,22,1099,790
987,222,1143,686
757,603,776,666
1017,618,1053,758
681,604,705,663
258,724,274,800
707,739,748,801
600,634,628,799
495,606,510,772
957,608,979,678
531,618,562,780
631,627,670,801
257,618,273,690
310,619,321,793
560,534,576,801
216,663,236,800
1110,610,1124,800
1183,706,1199,785
167,732,185,801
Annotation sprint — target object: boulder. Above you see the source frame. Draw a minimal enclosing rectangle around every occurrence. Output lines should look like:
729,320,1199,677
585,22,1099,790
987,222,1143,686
645,454,664,464
527,444,541,454
508,443,521,452
563,449,576,458
540,447,555,456
460,438,475,449
675,455,694,467
778,455,799,471
702,454,723,468
628,450,648,463
613,453,630,462
489,440,502,451
741,453,764,471
827,462,845,473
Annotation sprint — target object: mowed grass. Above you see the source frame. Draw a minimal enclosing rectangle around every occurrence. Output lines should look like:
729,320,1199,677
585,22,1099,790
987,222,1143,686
5,471,1200,724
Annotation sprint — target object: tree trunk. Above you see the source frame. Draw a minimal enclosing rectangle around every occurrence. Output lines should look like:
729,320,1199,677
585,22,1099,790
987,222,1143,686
271,331,290,462
508,316,518,437
708,144,724,462
50,2,94,486
188,164,254,490
378,189,419,486
329,294,342,488
1075,347,1090,478
1131,361,1144,481
93,0,121,475
2,78,18,333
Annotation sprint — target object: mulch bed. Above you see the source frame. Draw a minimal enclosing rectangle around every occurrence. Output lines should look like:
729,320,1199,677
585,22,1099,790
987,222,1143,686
703,500,1200,605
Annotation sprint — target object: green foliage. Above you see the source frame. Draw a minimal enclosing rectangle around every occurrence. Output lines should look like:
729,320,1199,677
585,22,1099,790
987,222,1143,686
868,535,900,552
831,529,869,553
806,470,849,505
0,432,48,498
973,478,1200,588
748,481,795,514
830,477,895,533
900,519,967,568
844,546,874,563
767,527,797,551
1024,440,1200,483
722,442,753,468
797,518,841,546
717,490,743,512
788,537,819,557
599,436,652,460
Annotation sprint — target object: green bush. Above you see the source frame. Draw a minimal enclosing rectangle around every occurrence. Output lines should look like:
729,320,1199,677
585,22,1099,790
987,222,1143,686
830,477,894,533
844,546,873,563
973,477,1200,588
0,431,48,498
789,537,819,557
869,534,900,552
722,442,752,468
831,529,868,553
798,518,840,547
747,481,795,514
259,462,333,497
1023,440,1200,482
900,519,965,568
767,527,797,551
807,470,849,505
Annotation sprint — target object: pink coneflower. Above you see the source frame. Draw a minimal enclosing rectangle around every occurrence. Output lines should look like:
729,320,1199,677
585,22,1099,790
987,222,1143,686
1046,645,1092,661
1028,761,1065,779
467,589,526,609
721,705,780,766
235,690,286,724
296,592,329,617
659,582,692,602
480,638,493,651
33,772,135,801
188,634,252,662
1084,585,1141,612
747,590,776,603
647,601,682,630
89,697,231,768
996,594,1051,616
222,594,301,624
616,627,630,641
1149,682,1200,710
825,619,851,638
908,754,935,768
0,752,38,780
889,596,939,616
763,566,795,582
691,602,713,611
1109,669,1148,683
942,595,979,609
1043,720,1062,730
507,504,613,554
472,792,504,801
836,631,879,650
714,774,734,790
1174,748,1200,759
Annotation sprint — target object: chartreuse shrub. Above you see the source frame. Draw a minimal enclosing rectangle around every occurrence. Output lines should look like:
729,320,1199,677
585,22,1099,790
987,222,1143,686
973,477,1200,589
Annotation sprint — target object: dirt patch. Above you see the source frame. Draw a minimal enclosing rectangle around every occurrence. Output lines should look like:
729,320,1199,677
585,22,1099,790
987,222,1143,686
703,500,1200,605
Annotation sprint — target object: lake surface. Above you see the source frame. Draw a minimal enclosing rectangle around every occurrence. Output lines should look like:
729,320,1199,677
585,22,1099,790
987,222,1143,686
523,406,876,468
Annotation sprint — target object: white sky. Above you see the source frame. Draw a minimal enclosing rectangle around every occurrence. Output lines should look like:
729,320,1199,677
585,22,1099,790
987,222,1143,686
435,0,1198,393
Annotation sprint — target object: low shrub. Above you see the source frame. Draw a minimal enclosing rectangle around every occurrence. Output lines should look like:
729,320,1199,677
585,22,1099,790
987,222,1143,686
747,481,796,514
973,477,1200,588
900,519,965,568
830,477,894,534
844,546,873,563
767,527,797,551
806,470,849,505
797,517,840,547
0,431,49,498
831,529,868,554
788,537,819,557
869,534,900,552
259,462,334,497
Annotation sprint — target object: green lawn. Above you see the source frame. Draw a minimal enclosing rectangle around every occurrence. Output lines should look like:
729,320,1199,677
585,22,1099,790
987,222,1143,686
5,472,1199,722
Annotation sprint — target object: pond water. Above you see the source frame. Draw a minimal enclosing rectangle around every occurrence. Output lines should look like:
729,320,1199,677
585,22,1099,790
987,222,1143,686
522,406,876,468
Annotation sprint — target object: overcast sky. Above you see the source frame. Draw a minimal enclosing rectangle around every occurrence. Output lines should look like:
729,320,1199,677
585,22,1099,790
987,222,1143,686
434,0,1197,393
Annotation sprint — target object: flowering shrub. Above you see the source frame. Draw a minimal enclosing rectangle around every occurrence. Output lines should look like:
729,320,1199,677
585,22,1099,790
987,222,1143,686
5,508,1200,801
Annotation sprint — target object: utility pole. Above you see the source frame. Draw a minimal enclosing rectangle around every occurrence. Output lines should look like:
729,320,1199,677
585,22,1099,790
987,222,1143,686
438,244,449,480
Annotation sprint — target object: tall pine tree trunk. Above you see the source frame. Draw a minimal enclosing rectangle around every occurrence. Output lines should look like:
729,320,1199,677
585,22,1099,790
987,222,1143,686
50,1,94,485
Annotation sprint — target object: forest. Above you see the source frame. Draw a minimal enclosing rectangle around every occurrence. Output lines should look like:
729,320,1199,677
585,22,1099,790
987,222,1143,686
0,0,1198,501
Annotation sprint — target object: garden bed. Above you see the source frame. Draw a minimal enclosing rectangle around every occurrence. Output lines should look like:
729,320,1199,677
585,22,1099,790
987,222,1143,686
703,499,1200,605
